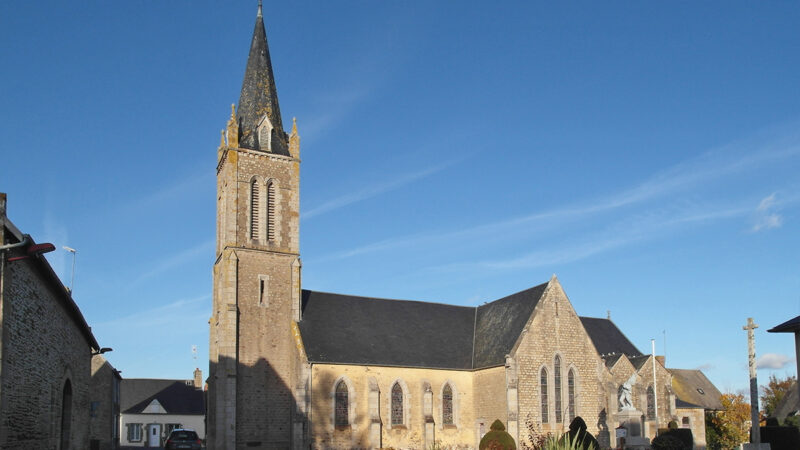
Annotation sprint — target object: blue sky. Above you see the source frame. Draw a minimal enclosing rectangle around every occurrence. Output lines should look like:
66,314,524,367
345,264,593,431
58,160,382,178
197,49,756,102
1,2,799,395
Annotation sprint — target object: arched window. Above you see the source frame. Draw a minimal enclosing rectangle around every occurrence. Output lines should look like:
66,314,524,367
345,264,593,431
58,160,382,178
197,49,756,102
250,179,260,240
540,367,549,423
442,383,454,425
391,383,404,426
618,385,625,411
647,385,655,419
567,369,576,422
266,181,276,241
554,355,562,423
60,379,73,449
334,380,348,427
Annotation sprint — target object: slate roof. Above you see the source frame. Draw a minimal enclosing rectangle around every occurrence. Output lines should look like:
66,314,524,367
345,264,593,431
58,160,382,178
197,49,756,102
629,355,651,371
236,2,288,154
299,283,548,370
122,380,204,415
580,317,642,358
473,283,547,368
668,369,723,411
768,315,800,333
299,290,476,369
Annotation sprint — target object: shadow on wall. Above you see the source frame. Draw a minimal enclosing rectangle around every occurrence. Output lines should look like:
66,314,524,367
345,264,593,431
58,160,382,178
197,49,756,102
210,353,390,449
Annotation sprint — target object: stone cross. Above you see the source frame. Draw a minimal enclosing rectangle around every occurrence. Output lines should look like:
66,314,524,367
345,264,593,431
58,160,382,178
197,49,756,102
743,317,761,445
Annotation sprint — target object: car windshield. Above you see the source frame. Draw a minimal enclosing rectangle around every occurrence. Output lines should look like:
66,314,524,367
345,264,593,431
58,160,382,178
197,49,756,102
170,430,198,440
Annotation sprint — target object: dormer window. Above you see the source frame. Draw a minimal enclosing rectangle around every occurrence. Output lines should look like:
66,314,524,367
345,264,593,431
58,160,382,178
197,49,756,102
257,115,273,151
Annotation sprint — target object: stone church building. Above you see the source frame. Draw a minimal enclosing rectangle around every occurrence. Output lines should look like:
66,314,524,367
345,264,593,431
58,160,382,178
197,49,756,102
208,5,709,450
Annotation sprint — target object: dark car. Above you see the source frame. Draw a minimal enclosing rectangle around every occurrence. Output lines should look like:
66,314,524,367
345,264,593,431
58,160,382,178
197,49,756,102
164,429,202,450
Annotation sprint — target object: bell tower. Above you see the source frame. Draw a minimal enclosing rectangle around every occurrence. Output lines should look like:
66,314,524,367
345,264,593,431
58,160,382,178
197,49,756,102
208,3,302,448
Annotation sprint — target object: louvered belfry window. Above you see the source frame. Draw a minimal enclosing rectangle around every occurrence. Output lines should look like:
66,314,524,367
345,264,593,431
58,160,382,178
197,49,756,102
540,368,549,423
250,180,260,240
335,380,348,427
442,384,454,425
554,355,563,423
391,383,404,426
266,181,276,241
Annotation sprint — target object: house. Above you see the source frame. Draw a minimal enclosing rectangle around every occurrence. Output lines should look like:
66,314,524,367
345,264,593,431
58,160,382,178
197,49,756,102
120,369,205,447
0,192,101,449
89,355,122,450
206,6,721,449
668,368,723,448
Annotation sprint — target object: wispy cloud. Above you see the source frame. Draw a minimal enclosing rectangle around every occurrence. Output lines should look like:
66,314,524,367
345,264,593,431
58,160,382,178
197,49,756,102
303,159,460,219
752,193,784,232
757,353,791,370
314,130,800,263
131,239,215,285
430,203,750,272
95,294,210,329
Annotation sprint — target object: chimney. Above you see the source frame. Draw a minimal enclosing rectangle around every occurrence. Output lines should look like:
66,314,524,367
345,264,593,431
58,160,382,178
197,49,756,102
655,355,665,367
193,368,202,389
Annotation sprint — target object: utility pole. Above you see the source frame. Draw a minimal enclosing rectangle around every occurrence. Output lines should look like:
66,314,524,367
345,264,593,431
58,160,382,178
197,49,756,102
743,318,761,446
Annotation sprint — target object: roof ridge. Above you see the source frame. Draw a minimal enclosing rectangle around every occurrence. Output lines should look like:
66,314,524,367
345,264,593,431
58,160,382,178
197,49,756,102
302,289,476,309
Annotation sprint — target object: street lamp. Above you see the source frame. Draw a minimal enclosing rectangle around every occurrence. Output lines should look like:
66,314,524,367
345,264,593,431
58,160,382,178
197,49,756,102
63,246,76,293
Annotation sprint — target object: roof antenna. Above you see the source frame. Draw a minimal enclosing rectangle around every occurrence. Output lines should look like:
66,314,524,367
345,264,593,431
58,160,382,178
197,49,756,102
607,310,611,320
257,0,262,17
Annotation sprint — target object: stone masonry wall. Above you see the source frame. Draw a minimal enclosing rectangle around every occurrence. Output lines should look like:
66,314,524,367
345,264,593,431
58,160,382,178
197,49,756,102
209,140,301,450
89,356,119,450
472,366,507,443
513,279,609,448
0,257,92,449
311,364,475,450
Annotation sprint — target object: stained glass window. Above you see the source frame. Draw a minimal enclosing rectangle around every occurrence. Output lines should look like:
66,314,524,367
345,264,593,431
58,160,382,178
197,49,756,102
554,355,562,423
443,384,453,425
568,369,576,422
540,368,549,423
391,383,404,425
335,380,348,427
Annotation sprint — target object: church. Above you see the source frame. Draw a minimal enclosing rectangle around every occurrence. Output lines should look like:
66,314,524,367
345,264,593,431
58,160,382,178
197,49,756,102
207,5,710,450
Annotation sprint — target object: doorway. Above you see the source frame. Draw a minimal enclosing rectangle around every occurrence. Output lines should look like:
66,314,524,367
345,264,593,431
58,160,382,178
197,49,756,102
147,423,161,447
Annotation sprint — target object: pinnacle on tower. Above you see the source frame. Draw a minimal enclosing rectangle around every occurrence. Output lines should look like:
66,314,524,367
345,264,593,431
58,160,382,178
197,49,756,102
237,2,288,154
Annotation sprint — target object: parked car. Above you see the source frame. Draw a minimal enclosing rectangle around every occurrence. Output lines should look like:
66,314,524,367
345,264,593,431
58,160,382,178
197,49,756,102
164,429,202,450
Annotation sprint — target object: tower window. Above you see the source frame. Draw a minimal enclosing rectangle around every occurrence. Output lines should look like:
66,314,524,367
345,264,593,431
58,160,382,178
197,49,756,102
266,181,276,241
258,275,269,306
257,115,273,151
250,180,260,240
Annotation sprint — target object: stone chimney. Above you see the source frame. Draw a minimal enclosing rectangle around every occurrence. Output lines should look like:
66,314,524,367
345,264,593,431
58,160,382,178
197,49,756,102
193,368,203,389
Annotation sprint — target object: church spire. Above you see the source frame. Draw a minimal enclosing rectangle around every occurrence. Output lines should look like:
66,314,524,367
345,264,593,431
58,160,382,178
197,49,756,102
237,1,287,154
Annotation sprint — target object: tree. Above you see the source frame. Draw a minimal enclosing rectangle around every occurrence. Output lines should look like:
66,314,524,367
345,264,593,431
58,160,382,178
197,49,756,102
760,374,796,418
706,393,750,450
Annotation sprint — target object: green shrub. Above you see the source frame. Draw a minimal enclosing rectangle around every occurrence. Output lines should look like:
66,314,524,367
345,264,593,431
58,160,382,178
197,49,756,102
479,420,517,450
651,434,686,450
